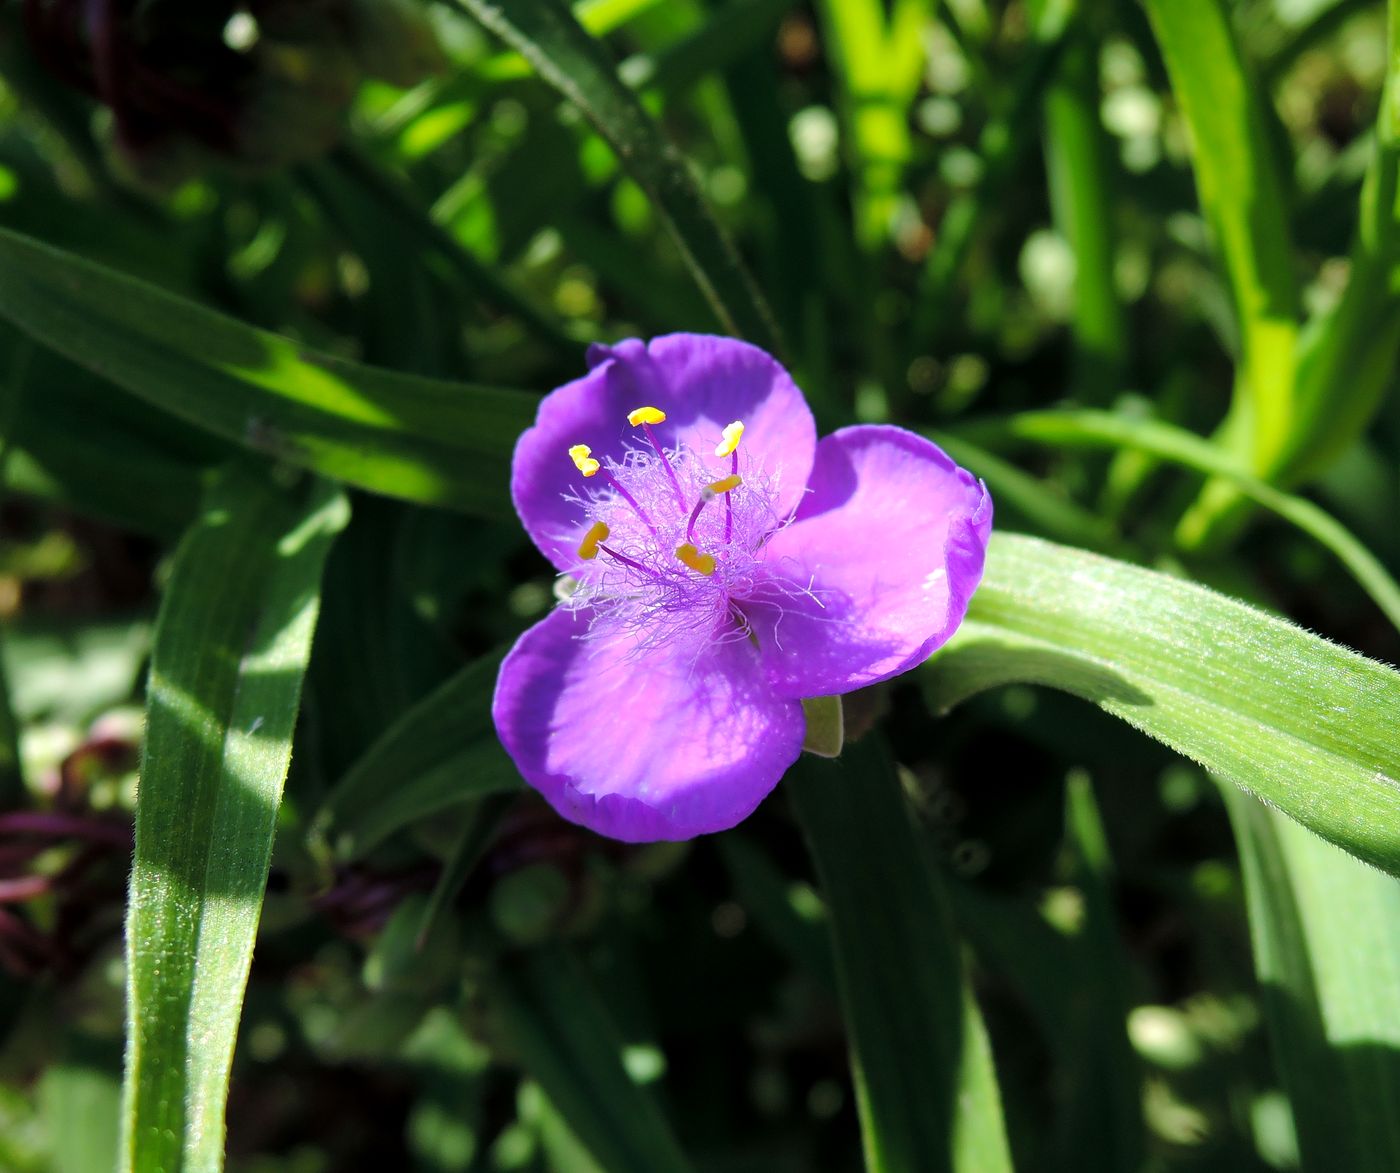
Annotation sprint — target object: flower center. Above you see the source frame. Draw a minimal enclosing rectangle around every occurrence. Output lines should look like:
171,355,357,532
560,407,785,656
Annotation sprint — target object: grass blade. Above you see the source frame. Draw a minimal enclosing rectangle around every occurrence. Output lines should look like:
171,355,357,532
1053,775,1144,1172
122,466,348,1173
1141,0,1302,543
1186,0,1400,545
911,3,1072,353
1227,788,1400,1172
790,736,1014,1173
931,431,1122,553
813,0,926,251
319,147,580,356
445,0,780,352
317,651,521,860
718,834,837,991
488,944,694,1173
1042,17,1126,402
966,408,1400,631
1286,0,1400,481
0,226,535,517
41,1033,123,1173
924,532,1400,876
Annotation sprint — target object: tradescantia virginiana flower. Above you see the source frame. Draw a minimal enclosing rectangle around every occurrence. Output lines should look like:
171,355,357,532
492,334,992,842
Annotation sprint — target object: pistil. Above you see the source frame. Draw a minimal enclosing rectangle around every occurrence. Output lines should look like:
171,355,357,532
597,542,668,582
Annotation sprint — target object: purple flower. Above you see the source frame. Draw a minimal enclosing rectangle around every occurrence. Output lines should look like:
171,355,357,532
492,334,992,842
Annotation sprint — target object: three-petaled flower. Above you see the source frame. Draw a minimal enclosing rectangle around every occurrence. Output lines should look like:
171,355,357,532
492,334,992,842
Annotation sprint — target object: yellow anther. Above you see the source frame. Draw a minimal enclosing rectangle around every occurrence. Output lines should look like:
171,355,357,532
577,521,609,560
627,406,667,427
675,543,717,577
715,420,745,457
568,444,600,477
705,474,742,496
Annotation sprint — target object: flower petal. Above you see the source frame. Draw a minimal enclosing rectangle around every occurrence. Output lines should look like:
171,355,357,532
744,426,992,698
512,334,817,569
492,607,805,841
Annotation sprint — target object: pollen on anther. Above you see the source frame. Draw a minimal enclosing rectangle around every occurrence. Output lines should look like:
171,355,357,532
715,420,744,457
705,474,742,496
568,444,601,477
577,521,609,560
627,406,667,426
675,542,717,577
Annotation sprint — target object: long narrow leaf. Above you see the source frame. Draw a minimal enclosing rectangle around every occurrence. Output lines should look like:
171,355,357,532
1041,17,1126,402
1286,0,1400,480
0,226,535,517
790,737,1014,1173
1188,0,1400,544
965,408,1400,630
1052,776,1143,1172
1227,788,1400,1171
1143,0,1302,545
489,945,694,1173
122,466,348,1173
925,533,1400,876
445,0,780,352
813,0,926,250
317,650,521,859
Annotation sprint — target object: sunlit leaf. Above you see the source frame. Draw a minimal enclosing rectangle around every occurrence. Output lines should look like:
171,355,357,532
790,737,1014,1173
926,533,1400,876
0,226,535,517
122,466,347,1173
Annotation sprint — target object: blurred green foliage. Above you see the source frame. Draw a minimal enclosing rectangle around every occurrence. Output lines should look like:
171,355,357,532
0,1,1396,1171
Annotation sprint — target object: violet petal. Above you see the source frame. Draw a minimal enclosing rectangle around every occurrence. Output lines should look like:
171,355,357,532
744,426,992,697
492,607,805,841
511,333,817,570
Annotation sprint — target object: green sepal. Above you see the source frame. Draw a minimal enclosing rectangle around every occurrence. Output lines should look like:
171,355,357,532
801,695,845,758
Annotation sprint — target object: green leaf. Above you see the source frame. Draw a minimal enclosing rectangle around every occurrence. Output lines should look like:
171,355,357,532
813,0,926,251
789,737,1014,1173
1,335,216,538
318,147,580,357
911,2,1073,353
718,834,837,990
317,651,521,860
0,226,536,517
1285,1,1400,482
1227,788,1400,1172
1142,0,1302,542
1041,18,1126,402
800,694,844,758
1182,1,1400,545
445,0,781,352
925,533,1400,876
968,408,1400,631
40,1033,123,1173
414,793,515,950
931,430,1122,553
488,945,694,1173
122,466,348,1173
1052,775,1144,1172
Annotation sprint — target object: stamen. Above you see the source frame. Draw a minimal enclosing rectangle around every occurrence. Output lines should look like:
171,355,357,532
627,408,686,511
675,543,717,577
597,465,655,531
685,498,705,543
568,444,600,477
685,476,742,542
598,542,666,582
577,521,609,560
715,420,744,457
727,453,740,542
